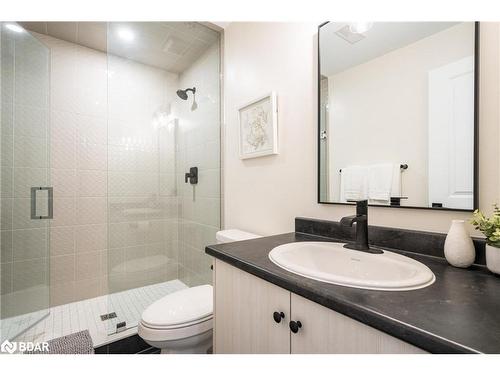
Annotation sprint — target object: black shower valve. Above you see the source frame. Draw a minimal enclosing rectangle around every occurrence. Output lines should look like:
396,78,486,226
185,167,198,184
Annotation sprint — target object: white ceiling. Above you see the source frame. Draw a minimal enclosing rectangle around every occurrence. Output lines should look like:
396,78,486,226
320,22,462,76
18,21,220,73
212,22,230,29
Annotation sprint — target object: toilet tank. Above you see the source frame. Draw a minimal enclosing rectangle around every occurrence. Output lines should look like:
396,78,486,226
216,229,261,244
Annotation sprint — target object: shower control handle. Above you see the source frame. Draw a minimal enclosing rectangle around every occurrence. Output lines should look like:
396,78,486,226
185,167,198,184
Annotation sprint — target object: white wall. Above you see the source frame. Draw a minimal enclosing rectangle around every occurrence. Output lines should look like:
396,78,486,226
327,23,474,206
223,22,500,236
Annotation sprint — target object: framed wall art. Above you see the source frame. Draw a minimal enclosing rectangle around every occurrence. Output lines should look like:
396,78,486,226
238,92,278,159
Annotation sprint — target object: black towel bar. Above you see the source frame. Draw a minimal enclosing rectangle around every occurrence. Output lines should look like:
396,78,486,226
339,164,408,173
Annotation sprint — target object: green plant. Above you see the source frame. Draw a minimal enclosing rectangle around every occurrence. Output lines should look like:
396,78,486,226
470,204,500,248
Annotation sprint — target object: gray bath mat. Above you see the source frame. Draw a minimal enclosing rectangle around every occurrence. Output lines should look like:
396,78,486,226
25,330,94,354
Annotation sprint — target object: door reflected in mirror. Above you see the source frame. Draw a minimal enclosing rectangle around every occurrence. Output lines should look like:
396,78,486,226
318,22,478,210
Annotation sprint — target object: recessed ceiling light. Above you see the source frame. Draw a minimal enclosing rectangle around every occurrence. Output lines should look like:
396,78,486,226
348,22,373,34
5,23,24,33
117,28,134,42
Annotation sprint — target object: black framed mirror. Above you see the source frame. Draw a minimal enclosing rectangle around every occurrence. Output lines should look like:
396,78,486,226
318,22,479,211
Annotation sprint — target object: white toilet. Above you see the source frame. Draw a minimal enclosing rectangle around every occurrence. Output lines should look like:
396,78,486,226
138,229,260,354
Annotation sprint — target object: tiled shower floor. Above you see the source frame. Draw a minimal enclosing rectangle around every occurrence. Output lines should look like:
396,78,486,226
1,279,187,348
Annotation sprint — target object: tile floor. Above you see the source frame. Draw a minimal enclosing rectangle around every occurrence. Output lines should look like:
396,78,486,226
1,279,187,348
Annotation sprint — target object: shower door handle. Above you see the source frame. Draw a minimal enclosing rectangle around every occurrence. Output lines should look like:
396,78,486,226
30,187,53,220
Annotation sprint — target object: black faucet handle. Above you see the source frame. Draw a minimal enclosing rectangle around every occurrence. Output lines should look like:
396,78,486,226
340,199,378,253
346,199,368,215
346,199,368,204
355,200,368,215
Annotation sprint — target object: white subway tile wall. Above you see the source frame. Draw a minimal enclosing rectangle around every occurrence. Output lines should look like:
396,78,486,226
173,43,221,286
106,51,180,297
27,32,182,306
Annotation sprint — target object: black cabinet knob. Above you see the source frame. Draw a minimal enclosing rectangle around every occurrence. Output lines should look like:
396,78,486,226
289,320,302,333
273,311,285,323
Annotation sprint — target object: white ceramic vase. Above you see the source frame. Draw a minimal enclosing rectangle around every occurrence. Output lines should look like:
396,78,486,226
486,244,500,275
444,220,475,268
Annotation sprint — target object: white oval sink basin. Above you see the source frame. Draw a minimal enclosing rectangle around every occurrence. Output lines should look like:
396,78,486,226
269,242,435,291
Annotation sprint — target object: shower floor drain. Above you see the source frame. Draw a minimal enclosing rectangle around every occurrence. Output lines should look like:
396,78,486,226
100,312,117,321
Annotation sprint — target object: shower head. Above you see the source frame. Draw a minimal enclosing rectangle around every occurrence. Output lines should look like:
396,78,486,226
177,87,198,111
176,89,188,100
176,87,196,100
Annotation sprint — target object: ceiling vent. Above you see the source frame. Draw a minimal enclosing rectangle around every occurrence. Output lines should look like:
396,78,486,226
335,25,366,44
162,35,189,56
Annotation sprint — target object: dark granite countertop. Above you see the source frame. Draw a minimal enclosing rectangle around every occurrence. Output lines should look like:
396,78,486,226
206,231,500,354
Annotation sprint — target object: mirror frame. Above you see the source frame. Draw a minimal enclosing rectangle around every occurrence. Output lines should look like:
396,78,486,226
317,21,480,212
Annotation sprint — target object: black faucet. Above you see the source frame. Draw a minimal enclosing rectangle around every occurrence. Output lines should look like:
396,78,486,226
340,200,383,254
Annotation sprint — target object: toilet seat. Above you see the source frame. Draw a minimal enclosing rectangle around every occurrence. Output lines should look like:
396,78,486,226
140,314,212,330
141,284,212,326
139,315,213,342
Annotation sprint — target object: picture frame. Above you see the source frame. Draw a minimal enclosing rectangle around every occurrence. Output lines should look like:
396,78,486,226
238,92,278,159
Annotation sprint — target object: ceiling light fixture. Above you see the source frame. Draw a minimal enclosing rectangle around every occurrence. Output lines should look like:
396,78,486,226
348,22,373,34
5,23,24,33
117,28,135,42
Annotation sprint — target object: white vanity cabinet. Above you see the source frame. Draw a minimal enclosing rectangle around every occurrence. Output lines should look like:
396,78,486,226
289,293,425,353
214,259,291,353
213,259,426,354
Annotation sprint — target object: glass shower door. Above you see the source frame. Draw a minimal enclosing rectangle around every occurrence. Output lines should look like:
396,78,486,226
104,22,221,336
1,22,51,342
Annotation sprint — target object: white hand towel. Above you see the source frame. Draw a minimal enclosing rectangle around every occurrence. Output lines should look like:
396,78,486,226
340,165,368,202
368,163,394,202
391,164,402,198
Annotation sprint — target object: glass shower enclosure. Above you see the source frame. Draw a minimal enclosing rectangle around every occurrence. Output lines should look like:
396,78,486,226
1,21,220,344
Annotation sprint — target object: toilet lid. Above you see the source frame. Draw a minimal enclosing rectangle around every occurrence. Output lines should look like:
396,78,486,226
141,285,213,327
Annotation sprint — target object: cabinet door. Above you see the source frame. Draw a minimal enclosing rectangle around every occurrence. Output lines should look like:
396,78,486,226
290,293,426,354
214,259,290,353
